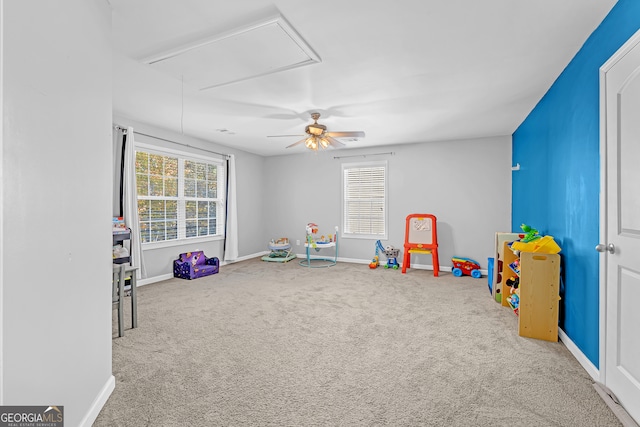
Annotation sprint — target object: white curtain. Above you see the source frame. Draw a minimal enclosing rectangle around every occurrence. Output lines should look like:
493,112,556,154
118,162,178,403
224,154,239,261
123,127,146,279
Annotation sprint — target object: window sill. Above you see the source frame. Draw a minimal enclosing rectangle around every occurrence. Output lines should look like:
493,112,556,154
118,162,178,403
142,235,224,250
341,233,388,241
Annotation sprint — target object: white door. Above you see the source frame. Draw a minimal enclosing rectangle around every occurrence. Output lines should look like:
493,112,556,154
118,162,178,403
601,29,640,423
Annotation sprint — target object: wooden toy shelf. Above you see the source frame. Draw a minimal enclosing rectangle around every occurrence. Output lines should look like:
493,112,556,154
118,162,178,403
501,242,561,342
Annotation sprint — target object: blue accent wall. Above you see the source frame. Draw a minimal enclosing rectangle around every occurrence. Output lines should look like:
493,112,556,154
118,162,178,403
512,0,640,367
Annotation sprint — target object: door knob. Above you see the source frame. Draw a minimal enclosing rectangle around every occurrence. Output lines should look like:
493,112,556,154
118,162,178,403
595,243,615,254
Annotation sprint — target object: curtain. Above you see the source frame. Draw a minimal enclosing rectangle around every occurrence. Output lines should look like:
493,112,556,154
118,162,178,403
123,127,146,279
224,154,239,261
113,129,124,216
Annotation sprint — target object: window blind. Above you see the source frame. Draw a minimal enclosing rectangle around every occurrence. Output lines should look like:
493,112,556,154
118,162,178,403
342,162,387,237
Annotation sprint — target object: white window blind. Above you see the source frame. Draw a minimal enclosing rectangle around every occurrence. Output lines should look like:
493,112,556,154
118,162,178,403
342,161,387,238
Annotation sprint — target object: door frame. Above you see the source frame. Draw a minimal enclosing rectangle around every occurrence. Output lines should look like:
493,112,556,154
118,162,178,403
598,27,640,386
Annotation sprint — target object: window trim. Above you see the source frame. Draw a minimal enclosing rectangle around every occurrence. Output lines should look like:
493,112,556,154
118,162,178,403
341,160,388,240
134,142,226,247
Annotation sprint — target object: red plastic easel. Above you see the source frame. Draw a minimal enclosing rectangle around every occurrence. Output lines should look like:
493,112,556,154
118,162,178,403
401,213,439,277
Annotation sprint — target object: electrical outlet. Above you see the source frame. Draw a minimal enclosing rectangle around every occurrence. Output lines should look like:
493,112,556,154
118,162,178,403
296,240,300,246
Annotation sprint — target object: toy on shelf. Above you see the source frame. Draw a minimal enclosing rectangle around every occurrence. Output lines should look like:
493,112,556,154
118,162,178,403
112,216,127,233
506,275,520,289
261,237,296,263
520,223,541,243
451,257,482,278
508,258,521,276
505,273,520,315
299,223,339,268
511,235,561,254
506,292,520,315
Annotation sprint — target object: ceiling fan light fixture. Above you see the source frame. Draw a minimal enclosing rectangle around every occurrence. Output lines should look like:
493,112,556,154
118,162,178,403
276,112,365,151
306,124,325,136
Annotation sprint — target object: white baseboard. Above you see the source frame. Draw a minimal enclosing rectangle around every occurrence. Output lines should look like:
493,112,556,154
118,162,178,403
559,328,600,381
137,256,486,286
79,375,115,427
292,255,449,270
221,252,268,264
138,273,173,287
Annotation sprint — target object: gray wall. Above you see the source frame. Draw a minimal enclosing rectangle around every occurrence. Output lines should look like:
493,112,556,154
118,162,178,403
0,2,509,424
112,116,266,280
263,136,513,269
112,123,511,280
1,1,114,425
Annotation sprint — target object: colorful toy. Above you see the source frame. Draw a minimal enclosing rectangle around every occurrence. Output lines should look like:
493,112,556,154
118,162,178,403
384,243,399,269
402,214,439,276
511,235,561,254
507,292,520,315
520,223,541,243
383,246,400,269
451,257,482,278
506,275,519,289
173,251,219,279
300,224,339,268
261,237,296,263
508,258,521,276
370,240,383,269
370,240,400,269
369,255,379,269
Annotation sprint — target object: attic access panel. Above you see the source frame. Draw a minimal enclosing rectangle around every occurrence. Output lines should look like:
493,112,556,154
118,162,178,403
143,15,320,90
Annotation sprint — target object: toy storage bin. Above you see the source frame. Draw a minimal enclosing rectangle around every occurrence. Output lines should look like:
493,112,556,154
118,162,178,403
531,235,561,253
511,235,561,254
518,252,560,342
487,257,494,293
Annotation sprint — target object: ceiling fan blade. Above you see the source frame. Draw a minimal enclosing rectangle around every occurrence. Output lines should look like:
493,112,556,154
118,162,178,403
325,131,365,139
286,138,307,148
326,136,345,148
267,134,305,138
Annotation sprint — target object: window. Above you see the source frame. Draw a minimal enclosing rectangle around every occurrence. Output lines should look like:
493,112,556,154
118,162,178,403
342,161,387,239
135,147,225,244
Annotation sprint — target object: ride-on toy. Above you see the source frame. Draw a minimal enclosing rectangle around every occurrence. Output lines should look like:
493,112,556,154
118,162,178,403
451,257,482,278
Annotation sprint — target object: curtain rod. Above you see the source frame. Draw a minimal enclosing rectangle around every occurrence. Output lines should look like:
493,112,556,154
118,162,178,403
332,151,395,160
114,125,230,159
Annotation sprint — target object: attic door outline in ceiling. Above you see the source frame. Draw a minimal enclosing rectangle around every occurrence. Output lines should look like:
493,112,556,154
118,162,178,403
142,14,321,90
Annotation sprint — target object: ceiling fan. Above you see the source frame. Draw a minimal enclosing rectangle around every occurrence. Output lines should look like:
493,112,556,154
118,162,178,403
268,112,365,151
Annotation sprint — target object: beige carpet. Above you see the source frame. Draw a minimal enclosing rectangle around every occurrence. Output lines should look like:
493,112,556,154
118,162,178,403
95,258,622,426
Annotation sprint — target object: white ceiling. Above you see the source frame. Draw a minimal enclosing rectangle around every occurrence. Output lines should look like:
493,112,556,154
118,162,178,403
111,0,617,156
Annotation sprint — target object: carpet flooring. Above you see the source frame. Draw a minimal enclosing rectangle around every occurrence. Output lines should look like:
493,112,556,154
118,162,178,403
95,258,622,426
